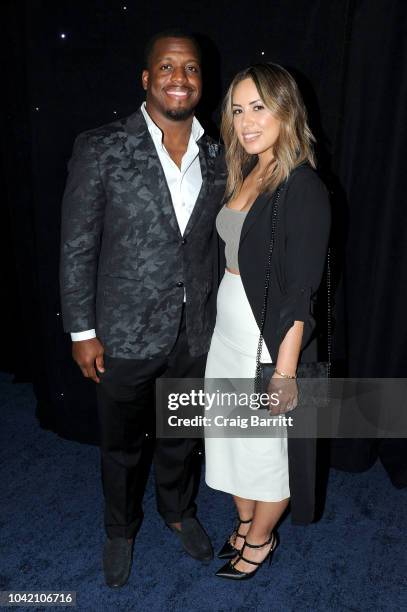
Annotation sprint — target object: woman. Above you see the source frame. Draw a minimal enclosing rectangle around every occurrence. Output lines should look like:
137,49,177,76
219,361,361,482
204,63,331,580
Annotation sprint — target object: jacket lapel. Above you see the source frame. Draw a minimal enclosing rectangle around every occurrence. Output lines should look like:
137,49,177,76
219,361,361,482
154,155,181,237
124,110,181,237
183,140,216,237
240,191,272,244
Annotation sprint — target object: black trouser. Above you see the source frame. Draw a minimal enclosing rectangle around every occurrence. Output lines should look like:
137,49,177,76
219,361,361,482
96,308,206,539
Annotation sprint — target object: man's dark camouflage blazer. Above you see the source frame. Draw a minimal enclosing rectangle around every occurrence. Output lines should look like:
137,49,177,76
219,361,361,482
60,109,226,359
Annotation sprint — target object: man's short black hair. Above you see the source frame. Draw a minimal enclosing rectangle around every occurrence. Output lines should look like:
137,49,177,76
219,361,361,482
144,29,202,68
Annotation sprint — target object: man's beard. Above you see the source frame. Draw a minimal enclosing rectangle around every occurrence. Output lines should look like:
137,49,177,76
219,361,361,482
165,107,195,121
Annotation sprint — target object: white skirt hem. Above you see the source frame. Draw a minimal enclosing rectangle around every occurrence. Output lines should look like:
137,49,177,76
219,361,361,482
205,477,290,503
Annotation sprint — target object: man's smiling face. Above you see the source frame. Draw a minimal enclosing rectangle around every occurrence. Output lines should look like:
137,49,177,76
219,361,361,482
142,37,202,122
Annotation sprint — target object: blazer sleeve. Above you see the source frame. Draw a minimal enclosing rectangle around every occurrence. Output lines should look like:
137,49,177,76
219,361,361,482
276,171,331,350
59,132,106,333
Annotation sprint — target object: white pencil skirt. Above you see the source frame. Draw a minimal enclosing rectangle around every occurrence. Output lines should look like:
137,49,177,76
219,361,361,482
204,270,290,502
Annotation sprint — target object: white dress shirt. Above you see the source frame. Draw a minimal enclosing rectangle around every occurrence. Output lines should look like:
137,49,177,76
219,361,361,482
71,103,204,341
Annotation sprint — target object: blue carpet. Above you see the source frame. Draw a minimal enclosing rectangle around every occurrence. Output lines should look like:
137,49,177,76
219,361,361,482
1,372,406,612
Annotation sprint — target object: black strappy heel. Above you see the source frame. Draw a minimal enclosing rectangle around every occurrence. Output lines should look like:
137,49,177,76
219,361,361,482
215,532,278,580
217,516,253,559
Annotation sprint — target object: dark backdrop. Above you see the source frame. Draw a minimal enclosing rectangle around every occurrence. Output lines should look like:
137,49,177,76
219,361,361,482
3,0,407,480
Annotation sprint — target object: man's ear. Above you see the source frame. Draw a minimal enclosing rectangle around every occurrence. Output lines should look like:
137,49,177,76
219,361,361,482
141,70,149,91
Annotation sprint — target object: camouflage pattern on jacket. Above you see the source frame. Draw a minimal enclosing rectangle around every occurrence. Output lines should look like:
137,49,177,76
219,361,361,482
60,109,226,358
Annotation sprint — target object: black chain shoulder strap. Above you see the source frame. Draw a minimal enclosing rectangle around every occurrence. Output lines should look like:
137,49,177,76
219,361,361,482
254,185,284,383
326,247,332,377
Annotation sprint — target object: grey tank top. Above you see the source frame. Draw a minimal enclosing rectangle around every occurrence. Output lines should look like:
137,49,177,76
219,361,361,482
216,205,248,272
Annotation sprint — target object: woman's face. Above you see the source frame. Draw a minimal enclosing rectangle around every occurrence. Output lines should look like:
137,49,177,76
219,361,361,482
232,77,280,162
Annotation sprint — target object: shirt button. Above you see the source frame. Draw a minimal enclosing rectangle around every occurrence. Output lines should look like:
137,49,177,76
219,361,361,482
176,281,184,288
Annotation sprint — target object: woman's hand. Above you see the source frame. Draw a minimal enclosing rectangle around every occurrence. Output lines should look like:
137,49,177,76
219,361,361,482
266,372,298,415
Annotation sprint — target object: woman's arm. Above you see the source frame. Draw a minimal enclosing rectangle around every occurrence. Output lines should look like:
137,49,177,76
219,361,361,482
276,171,331,358
275,320,304,377
268,171,331,412
267,321,303,414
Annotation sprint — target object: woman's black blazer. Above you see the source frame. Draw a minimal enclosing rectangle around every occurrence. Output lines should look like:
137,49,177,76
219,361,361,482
218,162,331,364
216,162,331,524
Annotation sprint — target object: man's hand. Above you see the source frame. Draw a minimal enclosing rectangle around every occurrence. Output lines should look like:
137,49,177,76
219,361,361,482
72,337,105,383
267,374,298,415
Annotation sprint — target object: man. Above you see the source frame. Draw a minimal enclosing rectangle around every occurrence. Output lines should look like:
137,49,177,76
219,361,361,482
60,30,225,587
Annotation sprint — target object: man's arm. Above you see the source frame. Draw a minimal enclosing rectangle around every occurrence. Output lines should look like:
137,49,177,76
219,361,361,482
71,329,96,341
60,132,106,382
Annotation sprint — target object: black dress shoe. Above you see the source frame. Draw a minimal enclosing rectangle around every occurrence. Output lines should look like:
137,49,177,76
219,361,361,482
216,532,278,580
167,517,213,562
217,516,253,559
103,537,134,588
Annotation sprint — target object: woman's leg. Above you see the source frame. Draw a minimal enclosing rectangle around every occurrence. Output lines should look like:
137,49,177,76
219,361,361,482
229,495,256,550
232,497,289,572
233,495,255,520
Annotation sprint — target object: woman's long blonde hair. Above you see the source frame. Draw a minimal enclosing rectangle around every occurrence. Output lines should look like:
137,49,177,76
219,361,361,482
221,63,316,200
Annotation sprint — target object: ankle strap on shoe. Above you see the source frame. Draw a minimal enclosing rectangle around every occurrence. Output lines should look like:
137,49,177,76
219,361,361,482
234,534,275,566
242,533,274,550
237,516,253,524
234,516,253,539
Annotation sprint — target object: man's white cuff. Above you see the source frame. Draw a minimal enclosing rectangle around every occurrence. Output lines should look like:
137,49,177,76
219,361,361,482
71,329,96,341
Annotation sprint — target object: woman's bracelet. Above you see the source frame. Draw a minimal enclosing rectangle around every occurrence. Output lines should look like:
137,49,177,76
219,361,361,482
274,367,297,379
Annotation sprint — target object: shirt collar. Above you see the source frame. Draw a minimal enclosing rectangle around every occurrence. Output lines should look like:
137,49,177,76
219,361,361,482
140,102,204,146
